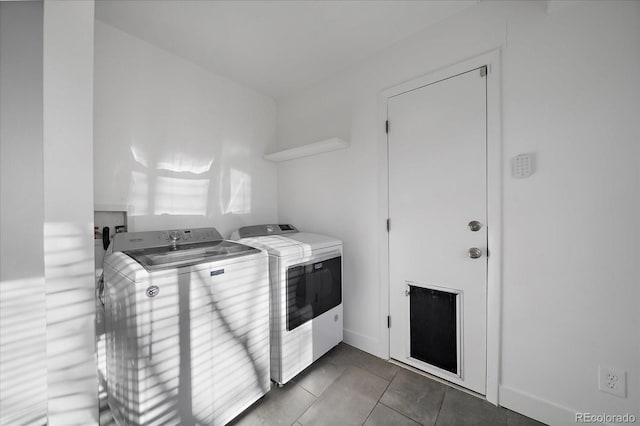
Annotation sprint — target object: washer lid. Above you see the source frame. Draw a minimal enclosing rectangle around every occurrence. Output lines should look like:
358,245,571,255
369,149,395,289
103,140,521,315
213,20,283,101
124,240,259,271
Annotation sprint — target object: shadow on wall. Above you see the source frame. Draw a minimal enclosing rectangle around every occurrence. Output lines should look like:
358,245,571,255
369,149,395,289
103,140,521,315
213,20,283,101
0,277,48,426
1,224,97,425
44,222,97,425
126,144,252,232
0,224,101,424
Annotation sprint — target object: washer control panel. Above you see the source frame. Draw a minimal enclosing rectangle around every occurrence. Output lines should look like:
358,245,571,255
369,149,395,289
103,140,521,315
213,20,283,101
112,227,224,252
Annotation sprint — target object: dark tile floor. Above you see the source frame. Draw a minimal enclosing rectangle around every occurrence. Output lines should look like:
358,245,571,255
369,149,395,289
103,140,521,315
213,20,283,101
230,343,545,426
100,343,547,425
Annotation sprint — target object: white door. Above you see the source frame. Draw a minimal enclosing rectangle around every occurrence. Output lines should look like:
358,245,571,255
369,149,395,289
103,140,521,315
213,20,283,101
388,67,487,394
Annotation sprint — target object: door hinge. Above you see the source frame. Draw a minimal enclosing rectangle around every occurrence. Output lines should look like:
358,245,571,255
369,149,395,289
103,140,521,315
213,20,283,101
387,315,391,328
386,218,390,232
385,120,389,134
480,66,487,77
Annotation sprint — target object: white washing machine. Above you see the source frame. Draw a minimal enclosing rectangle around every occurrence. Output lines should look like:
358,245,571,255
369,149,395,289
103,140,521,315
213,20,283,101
103,228,270,426
231,224,343,385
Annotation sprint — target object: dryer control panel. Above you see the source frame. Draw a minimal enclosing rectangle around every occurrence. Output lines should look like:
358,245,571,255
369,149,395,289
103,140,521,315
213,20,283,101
236,224,299,239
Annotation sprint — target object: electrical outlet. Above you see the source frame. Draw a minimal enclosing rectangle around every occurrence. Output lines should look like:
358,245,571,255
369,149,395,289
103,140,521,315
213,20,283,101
598,365,626,397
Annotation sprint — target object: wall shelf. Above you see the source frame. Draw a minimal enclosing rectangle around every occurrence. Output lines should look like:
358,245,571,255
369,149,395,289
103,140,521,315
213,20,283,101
264,137,348,162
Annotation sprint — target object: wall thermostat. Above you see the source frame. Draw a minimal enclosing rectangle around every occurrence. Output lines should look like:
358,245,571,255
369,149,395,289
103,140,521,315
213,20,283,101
512,153,535,178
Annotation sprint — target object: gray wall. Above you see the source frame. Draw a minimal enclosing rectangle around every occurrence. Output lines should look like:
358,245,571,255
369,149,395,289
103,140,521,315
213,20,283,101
0,2,48,424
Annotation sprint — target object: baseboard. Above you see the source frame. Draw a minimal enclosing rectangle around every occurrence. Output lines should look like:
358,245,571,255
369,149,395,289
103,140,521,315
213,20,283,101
499,385,579,426
343,328,382,357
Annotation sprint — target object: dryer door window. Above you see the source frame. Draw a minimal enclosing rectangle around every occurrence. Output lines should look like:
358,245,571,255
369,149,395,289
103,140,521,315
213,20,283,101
286,256,342,331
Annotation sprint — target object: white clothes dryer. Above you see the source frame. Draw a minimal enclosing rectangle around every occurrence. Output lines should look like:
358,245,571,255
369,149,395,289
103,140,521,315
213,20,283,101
103,228,270,425
231,224,343,385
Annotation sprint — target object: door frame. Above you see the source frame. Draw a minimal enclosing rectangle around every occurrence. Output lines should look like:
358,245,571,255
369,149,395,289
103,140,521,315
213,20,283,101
377,50,502,405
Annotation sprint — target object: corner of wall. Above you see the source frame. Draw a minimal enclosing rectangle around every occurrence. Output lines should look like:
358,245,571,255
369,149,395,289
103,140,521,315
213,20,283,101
43,1,98,424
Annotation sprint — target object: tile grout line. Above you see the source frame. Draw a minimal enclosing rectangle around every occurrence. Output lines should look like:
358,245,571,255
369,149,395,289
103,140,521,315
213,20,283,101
294,357,399,426
291,348,347,424
432,385,449,426
377,401,425,425
327,343,402,383
292,382,320,426
388,358,486,400
361,371,395,425
291,347,347,425
290,361,361,425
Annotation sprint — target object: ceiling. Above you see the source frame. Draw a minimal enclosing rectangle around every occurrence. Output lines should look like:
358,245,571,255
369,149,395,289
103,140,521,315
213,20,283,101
95,0,477,99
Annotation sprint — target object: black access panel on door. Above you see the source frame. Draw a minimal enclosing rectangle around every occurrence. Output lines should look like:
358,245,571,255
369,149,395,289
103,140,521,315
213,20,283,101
409,285,458,374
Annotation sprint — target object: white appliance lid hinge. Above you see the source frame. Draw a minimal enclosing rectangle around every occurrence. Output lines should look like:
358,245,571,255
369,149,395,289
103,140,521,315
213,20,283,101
480,66,487,77
385,120,389,134
386,218,390,232
387,315,391,328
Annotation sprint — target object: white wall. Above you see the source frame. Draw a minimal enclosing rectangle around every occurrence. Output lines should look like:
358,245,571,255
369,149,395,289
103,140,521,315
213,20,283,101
43,1,97,424
93,21,278,238
1,2,99,424
275,1,640,424
498,2,639,423
0,2,47,425
276,0,513,355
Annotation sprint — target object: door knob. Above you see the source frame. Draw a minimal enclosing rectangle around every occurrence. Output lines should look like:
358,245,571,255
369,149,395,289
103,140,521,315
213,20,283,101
468,247,482,259
468,221,482,232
